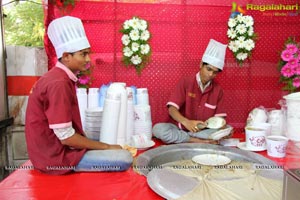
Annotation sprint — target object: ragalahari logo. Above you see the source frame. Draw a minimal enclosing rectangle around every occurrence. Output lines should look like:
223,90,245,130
230,2,246,18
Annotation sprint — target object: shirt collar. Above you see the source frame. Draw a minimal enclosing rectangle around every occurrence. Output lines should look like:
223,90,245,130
196,72,211,92
55,61,78,82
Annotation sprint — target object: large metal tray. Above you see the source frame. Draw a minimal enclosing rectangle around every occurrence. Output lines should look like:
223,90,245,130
134,143,279,176
135,143,282,199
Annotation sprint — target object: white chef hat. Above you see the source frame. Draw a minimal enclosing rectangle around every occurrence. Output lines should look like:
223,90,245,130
202,39,227,70
47,16,90,59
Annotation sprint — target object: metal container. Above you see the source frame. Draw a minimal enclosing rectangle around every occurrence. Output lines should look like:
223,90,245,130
135,143,279,176
282,169,300,200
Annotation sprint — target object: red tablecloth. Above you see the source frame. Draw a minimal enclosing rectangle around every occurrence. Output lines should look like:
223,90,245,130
0,134,299,200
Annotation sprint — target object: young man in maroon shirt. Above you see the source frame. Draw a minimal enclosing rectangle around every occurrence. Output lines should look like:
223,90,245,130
153,39,233,144
25,16,132,175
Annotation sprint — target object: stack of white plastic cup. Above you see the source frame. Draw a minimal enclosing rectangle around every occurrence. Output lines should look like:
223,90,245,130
100,84,122,144
126,87,134,144
88,87,99,108
136,88,149,105
133,104,152,140
76,88,87,130
267,110,284,136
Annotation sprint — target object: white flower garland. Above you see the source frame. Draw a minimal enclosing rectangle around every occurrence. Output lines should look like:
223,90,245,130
227,13,256,66
121,17,151,74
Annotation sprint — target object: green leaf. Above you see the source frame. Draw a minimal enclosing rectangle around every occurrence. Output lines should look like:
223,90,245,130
3,0,44,47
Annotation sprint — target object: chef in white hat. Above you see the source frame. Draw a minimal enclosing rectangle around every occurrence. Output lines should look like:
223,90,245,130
153,39,233,144
25,16,133,175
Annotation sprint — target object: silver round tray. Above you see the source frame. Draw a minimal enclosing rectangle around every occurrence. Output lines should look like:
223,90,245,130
135,143,282,199
134,143,279,176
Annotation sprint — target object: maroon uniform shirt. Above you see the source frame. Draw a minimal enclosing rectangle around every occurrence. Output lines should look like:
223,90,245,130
167,74,226,129
25,63,86,175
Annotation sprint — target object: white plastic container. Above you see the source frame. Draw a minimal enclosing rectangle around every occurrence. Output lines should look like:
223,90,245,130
245,127,267,151
266,135,289,158
284,92,300,141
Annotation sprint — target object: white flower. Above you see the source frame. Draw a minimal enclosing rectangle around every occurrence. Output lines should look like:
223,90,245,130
245,39,255,51
131,55,142,65
237,36,246,48
236,52,248,61
121,17,151,72
131,42,140,52
129,29,140,41
140,30,150,41
244,16,254,27
227,28,236,39
236,14,245,23
129,17,140,30
227,14,256,65
140,44,150,55
123,20,131,30
139,19,147,30
123,47,133,57
121,34,130,46
236,24,247,34
237,36,245,42
248,26,254,36
228,18,237,28
228,41,239,53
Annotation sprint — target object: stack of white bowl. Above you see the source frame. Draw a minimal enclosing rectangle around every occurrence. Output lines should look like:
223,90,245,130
84,107,103,141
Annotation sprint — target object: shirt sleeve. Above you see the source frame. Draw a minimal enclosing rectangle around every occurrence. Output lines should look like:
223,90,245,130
53,127,75,140
45,80,74,129
167,77,187,109
214,88,227,117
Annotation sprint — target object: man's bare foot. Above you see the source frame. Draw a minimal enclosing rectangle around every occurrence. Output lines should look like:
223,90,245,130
189,137,219,144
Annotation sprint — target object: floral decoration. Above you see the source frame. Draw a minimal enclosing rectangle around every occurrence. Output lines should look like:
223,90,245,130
278,37,300,93
227,13,257,66
76,63,93,88
120,17,151,75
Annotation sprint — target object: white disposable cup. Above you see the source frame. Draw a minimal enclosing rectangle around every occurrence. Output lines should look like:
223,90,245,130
131,134,149,147
252,122,272,136
268,110,284,136
252,108,268,123
245,127,267,151
266,135,289,158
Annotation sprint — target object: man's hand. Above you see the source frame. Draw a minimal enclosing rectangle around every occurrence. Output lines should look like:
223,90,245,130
108,144,123,150
182,120,207,133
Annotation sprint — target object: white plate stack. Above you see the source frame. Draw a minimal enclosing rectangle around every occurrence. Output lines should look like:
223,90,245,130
84,107,103,141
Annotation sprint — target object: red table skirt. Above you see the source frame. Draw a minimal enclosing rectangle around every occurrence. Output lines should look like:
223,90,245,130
0,134,299,200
